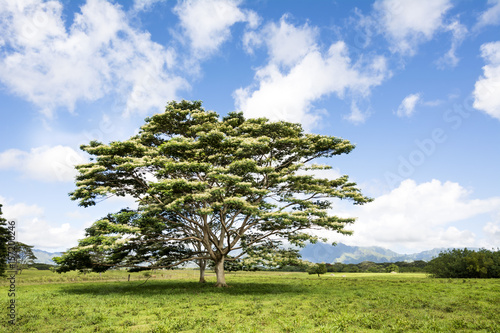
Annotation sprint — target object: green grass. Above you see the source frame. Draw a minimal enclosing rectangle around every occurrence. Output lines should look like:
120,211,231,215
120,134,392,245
0,268,202,285
1,270,499,332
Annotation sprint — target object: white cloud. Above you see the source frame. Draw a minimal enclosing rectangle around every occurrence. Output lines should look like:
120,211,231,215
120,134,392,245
235,17,388,130
473,41,500,120
483,221,500,246
245,14,319,68
373,0,452,55
344,101,369,124
173,0,259,58
0,197,44,219
132,0,165,12
422,99,444,107
17,218,84,251
0,0,188,117
328,179,500,253
475,0,500,30
436,20,467,68
65,210,90,220
396,93,421,117
0,145,86,182
0,198,84,251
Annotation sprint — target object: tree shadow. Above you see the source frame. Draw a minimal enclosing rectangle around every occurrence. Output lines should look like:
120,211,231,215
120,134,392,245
59,280,309,297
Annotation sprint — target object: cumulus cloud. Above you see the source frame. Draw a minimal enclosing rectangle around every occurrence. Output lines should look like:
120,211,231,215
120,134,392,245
473,41,500,120
173,0,259,58
17,218,84,251
396,93,421,117
235,17,388,130
327,179,500,253
0,145,86,182
0,0,188,117
373,0,452,55
0,197,84,251
244,14,318,67
475,0,500,30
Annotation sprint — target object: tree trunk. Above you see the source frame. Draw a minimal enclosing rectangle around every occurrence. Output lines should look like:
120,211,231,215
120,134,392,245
198,259,206,283
214,257,228,287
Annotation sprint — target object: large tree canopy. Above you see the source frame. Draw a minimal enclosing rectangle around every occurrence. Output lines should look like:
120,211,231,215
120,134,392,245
63,100,371,286
54,209,195,274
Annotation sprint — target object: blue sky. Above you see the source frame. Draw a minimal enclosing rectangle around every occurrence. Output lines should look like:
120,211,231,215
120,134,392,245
1,0,499,254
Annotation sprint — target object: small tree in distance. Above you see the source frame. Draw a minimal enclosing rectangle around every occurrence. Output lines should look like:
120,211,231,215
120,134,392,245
59,100,372,287
386,263,399,273
307,263,327,277
13,242,37,274
0,204,11,276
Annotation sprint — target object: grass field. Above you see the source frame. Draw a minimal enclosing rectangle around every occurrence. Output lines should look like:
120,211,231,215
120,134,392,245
1,269,499,332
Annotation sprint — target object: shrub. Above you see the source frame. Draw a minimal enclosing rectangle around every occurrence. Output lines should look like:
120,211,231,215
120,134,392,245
426,248,500,278
307,263,327,277
385,264,399,273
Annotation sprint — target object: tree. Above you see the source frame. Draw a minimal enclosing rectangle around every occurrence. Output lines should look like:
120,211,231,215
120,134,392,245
66,100,371,287
385,263,399,273
54,209,196,275
328,263,345,272
0,207,37,276
426,248,500,278
0,204,11,276
358,261,377,272
217,247,304,272
13,242,37,274
238,245,303,270
191,240,208,283
307,263,327,277
343,264,360,272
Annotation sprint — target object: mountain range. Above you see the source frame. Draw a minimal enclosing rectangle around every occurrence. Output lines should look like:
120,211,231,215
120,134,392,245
32,249,63,265
299,242,460,264
32,243,473,266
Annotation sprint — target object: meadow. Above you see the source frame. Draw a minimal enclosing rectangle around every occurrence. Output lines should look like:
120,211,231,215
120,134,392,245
1,269,499,332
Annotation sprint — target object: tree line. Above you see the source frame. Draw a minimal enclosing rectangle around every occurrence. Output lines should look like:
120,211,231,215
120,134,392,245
217,257,428,273
425,248,500,278
2,200,500,279
214,249,500,278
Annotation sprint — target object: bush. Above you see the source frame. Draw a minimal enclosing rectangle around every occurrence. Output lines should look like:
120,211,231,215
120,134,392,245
385,264,399,273
368,266,383,273
307,263,327,277
426,248,500,278
326,263,344,272
342,264,360,273
30,263,57,270
279,265,306,272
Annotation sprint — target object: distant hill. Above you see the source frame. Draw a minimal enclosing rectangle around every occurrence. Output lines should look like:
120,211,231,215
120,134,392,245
32,249,63,265
32,243,475,266
299,242,461,264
